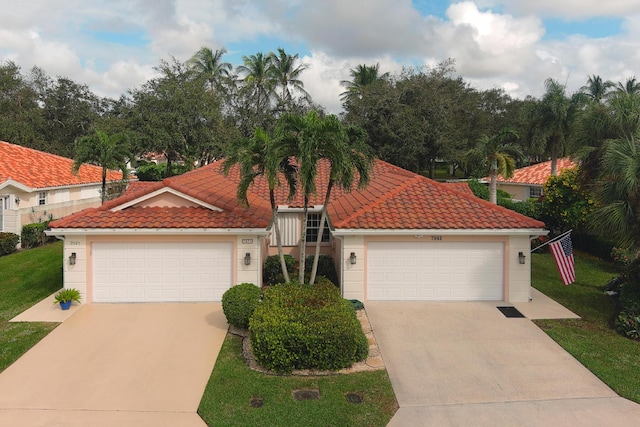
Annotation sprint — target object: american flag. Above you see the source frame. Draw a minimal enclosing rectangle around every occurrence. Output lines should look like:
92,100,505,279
549,234,575,285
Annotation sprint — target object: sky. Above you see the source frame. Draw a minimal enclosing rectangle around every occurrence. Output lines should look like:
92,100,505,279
2,0,640,114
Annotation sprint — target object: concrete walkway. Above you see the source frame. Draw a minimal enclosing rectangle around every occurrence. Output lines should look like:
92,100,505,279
367,297,640,427
0,302,228,427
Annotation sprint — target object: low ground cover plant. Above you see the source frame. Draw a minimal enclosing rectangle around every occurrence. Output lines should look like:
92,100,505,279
249,279,368,373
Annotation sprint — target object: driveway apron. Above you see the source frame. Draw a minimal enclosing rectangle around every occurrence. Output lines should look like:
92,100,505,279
366,301,640,426
0,303,228,427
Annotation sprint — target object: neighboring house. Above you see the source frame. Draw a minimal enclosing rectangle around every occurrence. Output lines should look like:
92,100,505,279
490,158,577,201
0,141,126,237
48,159,546,304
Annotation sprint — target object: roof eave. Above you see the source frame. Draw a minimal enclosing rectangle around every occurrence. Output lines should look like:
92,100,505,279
46,228,270,236
332,228,548,237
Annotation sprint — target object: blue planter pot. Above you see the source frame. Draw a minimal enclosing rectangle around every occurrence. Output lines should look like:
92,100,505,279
59,300,72,310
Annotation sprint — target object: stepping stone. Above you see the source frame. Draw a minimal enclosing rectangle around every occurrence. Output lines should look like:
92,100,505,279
292,388,320,401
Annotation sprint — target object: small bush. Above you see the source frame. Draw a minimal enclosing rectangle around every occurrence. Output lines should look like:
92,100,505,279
615,311,640,340
306,254,339,286
221,283,262,329
263,254,296,285
467,179,489,200
21,223,46,249
250,281,368,373
0,232,20,256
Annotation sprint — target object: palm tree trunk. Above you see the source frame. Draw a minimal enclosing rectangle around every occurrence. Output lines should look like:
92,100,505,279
310,181,333,285
490,158,498,204
101,167,107,204
299,195,309,284
270,191,289,284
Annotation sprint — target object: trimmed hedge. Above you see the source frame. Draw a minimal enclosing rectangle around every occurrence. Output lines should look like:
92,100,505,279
249,281,368,373
21,223,46,249
221,283,262,329
306,254,339,286
0,232,20,256
263,254,296,285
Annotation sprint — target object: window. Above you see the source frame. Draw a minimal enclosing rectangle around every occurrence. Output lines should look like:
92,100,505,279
529,186,543,199
305,213,330,243
38,191,48,206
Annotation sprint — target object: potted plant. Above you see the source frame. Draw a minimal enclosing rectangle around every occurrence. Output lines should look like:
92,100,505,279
53,288,81,310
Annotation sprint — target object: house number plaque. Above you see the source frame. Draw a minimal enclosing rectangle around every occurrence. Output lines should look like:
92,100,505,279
242,239,254,244
431,236,442,241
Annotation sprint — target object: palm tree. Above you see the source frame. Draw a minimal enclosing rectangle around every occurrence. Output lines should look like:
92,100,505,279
590,135,640,250
581,74,614,103
526,78,585,175
340,63,389,103
616,76,640,95
236,52,275,115
269,48,310,103
308,124,374,285
187,46,232,93
222,128,297,283
73,130,130,204
466,128,522,204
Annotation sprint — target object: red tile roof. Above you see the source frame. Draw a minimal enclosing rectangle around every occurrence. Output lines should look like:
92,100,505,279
494,158,577,185
50,159,545,230
0,141,124,189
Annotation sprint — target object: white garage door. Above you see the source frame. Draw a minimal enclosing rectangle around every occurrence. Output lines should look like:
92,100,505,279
93,242,232,302
367,241,503,301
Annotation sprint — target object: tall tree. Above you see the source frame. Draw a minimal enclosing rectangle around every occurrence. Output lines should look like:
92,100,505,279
73,130,130,203
278,111,363,283
526,78,585,175
466,128,522,204
580,74,614,103
340,63,389,104
236,52,275,116
186,46,233,94
590,135,640,250
223,127,297,283
127,58,230,175
309,124,374,285
616,77,640,95
269,48,310,104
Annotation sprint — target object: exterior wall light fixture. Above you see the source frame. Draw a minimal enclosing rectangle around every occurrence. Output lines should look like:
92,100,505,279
350,252,357,265
69,252,77,265
244,252,251,266
518,251,526,265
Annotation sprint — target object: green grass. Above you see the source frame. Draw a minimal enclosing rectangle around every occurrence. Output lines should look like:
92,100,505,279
532,250,640,402
0,241,63,372
198,334,398,427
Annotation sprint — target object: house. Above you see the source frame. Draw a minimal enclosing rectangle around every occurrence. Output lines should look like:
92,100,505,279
491,158,577,201
47,159,547,304
0,141,126,237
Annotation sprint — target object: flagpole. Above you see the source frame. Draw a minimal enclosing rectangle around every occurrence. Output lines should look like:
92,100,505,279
531,229,572,253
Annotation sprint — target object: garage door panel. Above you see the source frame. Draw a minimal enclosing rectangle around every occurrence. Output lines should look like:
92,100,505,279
367,241,503,301
93,242,232,303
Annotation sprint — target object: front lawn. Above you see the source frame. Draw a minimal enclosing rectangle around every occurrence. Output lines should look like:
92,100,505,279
0,241,63,372
198,335,398,427
532,250,640,403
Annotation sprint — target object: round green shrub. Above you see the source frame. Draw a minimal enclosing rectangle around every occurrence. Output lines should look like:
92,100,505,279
0,232,20,256
263,254,296,285
249,281,368,373
221,283,262,329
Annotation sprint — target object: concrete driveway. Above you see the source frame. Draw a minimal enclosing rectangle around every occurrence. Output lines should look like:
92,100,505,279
0,303,228,427
366,301,640,426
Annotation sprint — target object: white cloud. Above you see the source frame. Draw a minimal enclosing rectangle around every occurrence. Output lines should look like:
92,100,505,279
1,0,640,109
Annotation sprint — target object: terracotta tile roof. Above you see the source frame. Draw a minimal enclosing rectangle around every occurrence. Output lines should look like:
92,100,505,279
50,158,544,231
442,182,475,197
51,206,265,229
0,140,124,189
493,158,577,185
